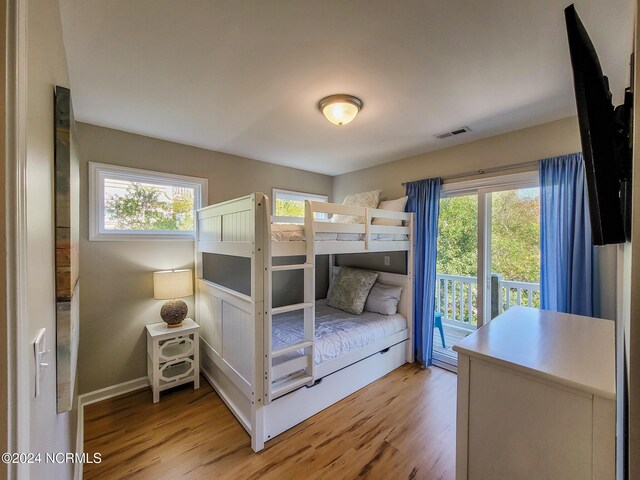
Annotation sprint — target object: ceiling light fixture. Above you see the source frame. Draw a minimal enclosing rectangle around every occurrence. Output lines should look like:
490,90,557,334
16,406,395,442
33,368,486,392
318,94,363,126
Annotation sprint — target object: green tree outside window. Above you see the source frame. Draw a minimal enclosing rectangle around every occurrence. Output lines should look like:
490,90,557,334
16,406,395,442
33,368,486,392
275,199,305,218
105,182,194,231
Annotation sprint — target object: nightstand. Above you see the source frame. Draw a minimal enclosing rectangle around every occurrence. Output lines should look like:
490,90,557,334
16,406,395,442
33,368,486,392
146,318,200,403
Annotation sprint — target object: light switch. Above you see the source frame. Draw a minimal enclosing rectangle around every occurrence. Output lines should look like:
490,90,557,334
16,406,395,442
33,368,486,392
384,256,391,266
33,328,49,397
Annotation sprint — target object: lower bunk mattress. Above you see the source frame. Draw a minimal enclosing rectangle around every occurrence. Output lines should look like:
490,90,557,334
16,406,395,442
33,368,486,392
272,299,407,370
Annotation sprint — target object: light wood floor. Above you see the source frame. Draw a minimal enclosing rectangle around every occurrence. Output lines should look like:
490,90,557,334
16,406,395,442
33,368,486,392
83,364,457,480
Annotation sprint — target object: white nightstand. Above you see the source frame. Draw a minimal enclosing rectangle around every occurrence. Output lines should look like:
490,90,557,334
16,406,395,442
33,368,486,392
146,318,200,403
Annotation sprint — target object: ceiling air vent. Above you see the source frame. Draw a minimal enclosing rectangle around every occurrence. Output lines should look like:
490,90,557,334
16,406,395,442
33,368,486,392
435,126,471,140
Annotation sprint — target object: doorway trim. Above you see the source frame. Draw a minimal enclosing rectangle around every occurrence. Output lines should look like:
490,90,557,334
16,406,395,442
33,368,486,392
5,1,30,479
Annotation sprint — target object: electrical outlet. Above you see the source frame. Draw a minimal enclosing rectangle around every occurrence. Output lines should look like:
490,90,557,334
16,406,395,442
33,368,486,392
384,256,391,266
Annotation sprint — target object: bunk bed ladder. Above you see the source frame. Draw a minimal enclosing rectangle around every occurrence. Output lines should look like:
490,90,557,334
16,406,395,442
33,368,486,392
265,200,316,402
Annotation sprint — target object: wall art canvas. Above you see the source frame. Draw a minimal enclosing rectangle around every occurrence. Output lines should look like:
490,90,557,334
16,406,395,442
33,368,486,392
54,85,80,413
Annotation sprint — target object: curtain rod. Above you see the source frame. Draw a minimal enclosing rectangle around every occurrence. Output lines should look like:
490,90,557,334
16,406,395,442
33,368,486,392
400,160,539,186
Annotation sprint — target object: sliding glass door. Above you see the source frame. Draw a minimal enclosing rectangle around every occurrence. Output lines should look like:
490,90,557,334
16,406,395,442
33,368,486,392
432,172,540,370
433,194,478,364
486,188,541,322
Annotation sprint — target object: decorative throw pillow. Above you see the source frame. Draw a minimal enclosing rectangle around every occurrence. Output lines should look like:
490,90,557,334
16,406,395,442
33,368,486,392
331,189,382,224
326,269,337,300
327,266,379,315
372,196,408,227
364,283,403,315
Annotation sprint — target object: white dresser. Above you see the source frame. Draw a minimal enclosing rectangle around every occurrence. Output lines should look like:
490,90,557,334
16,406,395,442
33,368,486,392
453,306,615,480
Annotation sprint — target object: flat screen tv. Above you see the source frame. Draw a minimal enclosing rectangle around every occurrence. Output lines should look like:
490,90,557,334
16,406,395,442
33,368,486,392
564,4,632,245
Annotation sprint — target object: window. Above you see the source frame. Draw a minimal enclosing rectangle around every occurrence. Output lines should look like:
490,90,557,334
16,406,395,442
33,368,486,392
272,188,328,223
90,162,207,240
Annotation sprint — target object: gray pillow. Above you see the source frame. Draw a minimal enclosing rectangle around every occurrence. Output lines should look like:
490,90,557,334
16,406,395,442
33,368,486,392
327,267,379,315
364,283,403,315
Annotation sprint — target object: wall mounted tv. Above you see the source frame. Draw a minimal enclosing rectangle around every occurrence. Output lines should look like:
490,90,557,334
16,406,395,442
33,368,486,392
565,4,633,246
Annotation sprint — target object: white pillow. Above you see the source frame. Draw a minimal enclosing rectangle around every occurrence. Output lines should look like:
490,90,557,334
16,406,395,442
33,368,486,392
372,196,408,226
364,283,403,315
331,189,382,224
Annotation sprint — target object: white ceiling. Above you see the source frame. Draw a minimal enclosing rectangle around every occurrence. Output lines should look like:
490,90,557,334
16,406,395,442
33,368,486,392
59,0,634,176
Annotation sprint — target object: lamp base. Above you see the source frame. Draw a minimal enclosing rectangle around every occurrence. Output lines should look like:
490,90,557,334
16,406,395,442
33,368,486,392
160,299,188,328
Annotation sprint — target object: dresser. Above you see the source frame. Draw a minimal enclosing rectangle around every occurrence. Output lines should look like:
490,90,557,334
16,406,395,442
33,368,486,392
453,306,615,480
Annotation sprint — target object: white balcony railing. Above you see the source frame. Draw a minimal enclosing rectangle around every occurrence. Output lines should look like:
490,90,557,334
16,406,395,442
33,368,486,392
435,274,478,330
435,273,540,332
497,278,540,314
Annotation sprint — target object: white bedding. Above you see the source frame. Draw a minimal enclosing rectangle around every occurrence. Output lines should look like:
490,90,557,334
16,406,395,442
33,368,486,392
271,223,408,242
272,299,407,368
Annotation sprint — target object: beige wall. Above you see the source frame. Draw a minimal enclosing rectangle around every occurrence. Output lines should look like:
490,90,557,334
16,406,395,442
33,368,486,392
76,123,332,394
333,116,582,201
25,0,77,478
333,115,617,321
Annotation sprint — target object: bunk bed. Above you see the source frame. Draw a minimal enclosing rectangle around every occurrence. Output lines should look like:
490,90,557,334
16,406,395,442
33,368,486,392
195,193,414,451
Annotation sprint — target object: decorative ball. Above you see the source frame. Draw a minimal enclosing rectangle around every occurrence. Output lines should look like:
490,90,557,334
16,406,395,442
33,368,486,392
161,299,188,327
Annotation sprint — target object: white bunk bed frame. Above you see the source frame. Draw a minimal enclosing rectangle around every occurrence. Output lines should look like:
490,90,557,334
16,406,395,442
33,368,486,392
195,193,414,451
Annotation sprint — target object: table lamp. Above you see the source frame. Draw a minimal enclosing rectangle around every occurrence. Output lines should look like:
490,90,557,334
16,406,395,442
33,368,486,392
153,269,193,328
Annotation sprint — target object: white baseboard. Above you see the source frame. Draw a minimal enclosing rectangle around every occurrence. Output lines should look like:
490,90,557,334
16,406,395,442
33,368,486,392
74,377,150,480
78,376,150,407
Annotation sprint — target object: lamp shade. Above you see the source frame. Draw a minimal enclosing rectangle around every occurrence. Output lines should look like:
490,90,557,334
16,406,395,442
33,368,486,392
153,269,193,300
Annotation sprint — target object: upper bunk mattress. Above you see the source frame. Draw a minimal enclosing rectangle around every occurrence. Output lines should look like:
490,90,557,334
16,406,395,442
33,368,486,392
272,299,407,366
271,223,408,242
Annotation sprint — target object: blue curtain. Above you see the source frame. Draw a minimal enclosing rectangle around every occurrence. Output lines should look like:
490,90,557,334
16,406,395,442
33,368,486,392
539,152,598,317
406,178,441,366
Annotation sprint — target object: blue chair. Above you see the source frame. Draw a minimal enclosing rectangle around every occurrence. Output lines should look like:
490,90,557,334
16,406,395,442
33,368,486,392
434,312,446,348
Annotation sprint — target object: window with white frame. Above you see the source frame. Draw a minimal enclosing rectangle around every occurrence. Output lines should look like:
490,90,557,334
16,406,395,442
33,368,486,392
90,162,207,240
272,188,328,223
